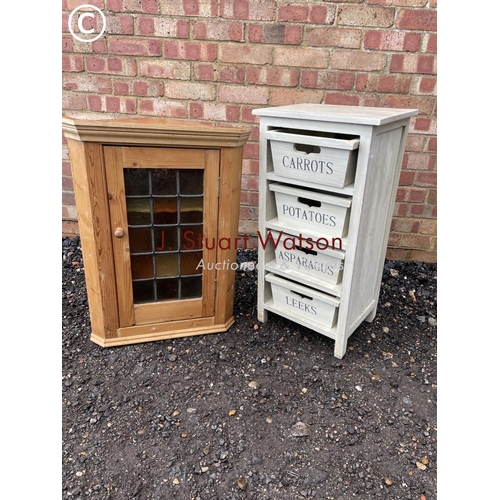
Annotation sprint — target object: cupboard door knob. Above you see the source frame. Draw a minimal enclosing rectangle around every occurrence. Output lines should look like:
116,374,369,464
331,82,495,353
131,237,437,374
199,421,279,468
114,227,125,238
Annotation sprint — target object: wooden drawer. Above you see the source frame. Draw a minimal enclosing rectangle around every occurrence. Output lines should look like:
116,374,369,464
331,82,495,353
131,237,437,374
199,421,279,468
265,273,340,328
268,128,359,188
269,182,351,238
269,230,344,285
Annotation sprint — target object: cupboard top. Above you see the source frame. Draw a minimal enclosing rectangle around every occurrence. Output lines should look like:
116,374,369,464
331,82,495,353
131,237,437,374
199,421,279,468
62,116,251,148
252,104,418,126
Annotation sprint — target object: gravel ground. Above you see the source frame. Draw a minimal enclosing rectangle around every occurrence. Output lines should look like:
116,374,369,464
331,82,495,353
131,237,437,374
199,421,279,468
62,236,437,500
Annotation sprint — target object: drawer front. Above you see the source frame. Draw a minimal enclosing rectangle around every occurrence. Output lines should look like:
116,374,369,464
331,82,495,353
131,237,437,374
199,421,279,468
266,274,339,328
271,231,344,285
270,182,351,238
268,129,359,188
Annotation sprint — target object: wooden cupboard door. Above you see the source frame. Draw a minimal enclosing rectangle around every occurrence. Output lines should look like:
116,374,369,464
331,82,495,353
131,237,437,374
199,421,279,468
104,146,219,327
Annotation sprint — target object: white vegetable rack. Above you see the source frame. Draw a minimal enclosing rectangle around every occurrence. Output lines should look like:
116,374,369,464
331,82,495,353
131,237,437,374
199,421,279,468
252,104,418,359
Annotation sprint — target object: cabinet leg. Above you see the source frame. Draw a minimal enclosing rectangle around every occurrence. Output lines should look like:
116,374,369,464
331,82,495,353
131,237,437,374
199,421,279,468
364,307,377,323
334,334,348,359
257,308,268,323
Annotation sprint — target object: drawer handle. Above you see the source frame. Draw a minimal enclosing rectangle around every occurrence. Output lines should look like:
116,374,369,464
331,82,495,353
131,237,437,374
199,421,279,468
297,245,317,256
294,143,321,155
291,290,313,301
298,196,321,208
114,227,125,238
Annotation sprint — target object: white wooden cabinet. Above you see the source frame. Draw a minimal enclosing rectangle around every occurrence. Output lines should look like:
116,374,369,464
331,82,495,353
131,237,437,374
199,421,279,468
252,104,418,358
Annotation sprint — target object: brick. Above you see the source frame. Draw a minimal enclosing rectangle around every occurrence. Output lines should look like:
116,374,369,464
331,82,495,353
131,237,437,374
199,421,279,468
305,27,361,48
368,0,427,5
193,63,245,83
63,35,107,54
247,67,300,87
164,81,215,100
393,202,408,217
408,249,436,263
427,189,437,205
241,107,261,123
109,38,162,56
325,93,359,106
356,74,411,93
87,95,102,112
419,220,437,235
62,162,72,177
221,0,276,21
400,233,434,250
364,30,420,52
62,55,84,72
278,4,335,24
331,50,385,71
337,6,395,27
397,10,437,31
86,56,137,76
218,85,269,105
240,190,259,206
138,60,190,79
387,232,401,247
274,47,329,68
137,17,189,38
427,137,437,153
405,135,426,152
62,93,87,110
399,170,415,185
160,0,217,16
241,173,259,189
220,44,273,65
380,95,435,115
108,0,158,13
385,248,411,260
189,102,239,122
105,15,134,34
390,54,437,74
249,24,285,44
403,153,435,171
164,41,217,61
424,33,437,53
63,0,105,10
414,171,437,187
285,25,303,44
410,117,437,135
106,96,136,113
242,159,259,175
391,218,420,233
193,20,244,41
410,76,437,95
270,88,323,106
138,99,188,118
113,79,164,97
63,74,112,93
302,71,355,90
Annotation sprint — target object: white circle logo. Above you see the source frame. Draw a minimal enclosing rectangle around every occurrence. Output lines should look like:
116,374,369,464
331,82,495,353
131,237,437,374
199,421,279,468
68,5,106,43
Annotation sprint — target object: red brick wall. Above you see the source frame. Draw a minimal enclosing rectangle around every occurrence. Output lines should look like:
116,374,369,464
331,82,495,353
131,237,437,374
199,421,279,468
62,0,437,262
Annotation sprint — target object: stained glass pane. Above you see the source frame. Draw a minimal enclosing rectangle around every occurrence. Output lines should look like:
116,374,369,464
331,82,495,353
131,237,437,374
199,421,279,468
181,251,203,276
179,169,203,195
124,169,149,196
132,280,154,304
129,227,152,253
156,253,178,278
151,169,177,195
157,278,179,301
180,197,203,223
153,198,177,225
131,255,153,280
127,198,151,226
181,276,202,299
154,227,178,252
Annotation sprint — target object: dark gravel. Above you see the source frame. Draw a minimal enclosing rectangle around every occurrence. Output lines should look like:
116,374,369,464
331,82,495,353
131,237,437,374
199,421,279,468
62,236,437,500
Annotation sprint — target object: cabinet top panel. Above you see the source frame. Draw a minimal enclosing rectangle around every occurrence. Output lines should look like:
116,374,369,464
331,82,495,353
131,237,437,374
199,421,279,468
62,116,251,148
252,104,418,126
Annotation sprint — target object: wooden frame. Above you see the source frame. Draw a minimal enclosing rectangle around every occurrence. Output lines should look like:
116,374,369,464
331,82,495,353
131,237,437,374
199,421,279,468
63,116,251,347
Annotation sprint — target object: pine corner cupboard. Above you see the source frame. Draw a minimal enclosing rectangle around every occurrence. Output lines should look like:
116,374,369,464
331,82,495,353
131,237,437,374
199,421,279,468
252,104,419,359
62,116,251,347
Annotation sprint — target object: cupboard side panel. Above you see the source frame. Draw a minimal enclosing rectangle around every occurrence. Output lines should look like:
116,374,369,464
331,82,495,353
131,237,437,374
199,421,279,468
67,139,119,341
346,125,405,331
